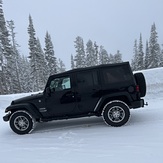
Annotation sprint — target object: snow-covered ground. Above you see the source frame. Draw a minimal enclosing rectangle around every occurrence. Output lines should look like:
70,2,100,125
0,68,163,163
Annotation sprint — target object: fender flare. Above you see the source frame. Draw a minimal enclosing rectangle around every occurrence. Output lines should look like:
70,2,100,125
94,92,132,112
5,103,42,119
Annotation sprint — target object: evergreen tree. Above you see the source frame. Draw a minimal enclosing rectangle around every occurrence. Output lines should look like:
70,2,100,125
28,15,39,92
148,23,160,68
99,46,109,64
71,54,75,69
0,0,14,94
19,56,31,93
0,0,7,94
57,58,66,73
108,53,115,63
114,50,122,63
86,39,96,67
0,45,5,94
44,31,57,76
36,38,47,90
7,20,22,93
74,36,86,68
94,41,99,65
159,44,163,67
137,33,144,70
144,40,150,69
131,39,138,71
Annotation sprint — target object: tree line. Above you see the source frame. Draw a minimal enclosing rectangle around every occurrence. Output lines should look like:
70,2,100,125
131,23,163,71
71,36,122,69
0,1,66,94
0,0,163,95
0,1,122,95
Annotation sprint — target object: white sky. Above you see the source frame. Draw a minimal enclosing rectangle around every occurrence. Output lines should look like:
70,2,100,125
3,0,163,69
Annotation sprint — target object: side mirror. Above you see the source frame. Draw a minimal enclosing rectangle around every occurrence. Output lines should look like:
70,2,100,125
45,87,51,96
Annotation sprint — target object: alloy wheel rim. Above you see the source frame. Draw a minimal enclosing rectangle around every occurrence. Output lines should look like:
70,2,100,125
14,116,29,131
108,106,125,123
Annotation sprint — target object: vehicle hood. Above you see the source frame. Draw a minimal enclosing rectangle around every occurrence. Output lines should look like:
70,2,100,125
11,93,44,105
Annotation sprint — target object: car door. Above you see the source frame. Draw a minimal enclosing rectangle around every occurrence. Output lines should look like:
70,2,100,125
75,70,101,113
45,74,77,116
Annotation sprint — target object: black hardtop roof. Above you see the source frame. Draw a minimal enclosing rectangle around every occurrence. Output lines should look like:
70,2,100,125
49,61,130,79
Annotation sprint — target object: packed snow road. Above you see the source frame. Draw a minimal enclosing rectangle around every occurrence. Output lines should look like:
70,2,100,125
0,68,163,163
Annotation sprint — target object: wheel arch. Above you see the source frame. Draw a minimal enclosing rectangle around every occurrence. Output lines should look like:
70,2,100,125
102,100,130,112
95,93,132,115
6,103,42,121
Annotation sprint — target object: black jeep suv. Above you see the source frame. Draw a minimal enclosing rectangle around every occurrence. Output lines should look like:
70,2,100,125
3,62,147,134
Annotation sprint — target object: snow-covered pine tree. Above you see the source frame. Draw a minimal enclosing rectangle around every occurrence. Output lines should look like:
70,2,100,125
74,36,86,68
131,39,138,71
19,56,31,93
57,58,66,73
114,50,123,63
144,40,150,69
0,0,14,94
86,39,96,67
36,38,47,90
94,41,99,65
108,54,115,63
44,31,57,76
157,43,162,68
28,15,39,92
137,33,144,70
0,45,5,94
99,46,109,65
7,20,22,93
71,54,75,69
0,0,6,94
159,44,163,67
148,23,160,68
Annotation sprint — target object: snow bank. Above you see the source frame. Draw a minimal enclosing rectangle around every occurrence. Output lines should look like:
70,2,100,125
135,67,163,97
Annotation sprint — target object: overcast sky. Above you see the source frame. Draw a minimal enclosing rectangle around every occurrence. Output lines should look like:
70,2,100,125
3,0,163,69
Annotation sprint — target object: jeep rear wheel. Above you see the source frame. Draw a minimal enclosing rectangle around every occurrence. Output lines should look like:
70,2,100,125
102,100,130,127
9,110,35,135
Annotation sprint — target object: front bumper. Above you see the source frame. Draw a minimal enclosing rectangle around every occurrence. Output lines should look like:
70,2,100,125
3,113,11,122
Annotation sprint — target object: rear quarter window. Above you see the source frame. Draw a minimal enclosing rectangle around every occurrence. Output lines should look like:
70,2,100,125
101,65,134,88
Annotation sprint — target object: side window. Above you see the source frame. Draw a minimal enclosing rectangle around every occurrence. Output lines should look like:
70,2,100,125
50,76,71,92
77,71,98,89
102,65,132,85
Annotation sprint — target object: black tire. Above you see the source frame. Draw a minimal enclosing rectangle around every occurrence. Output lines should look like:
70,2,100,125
9,110,35,135
102,100,130,127
134,72,146,97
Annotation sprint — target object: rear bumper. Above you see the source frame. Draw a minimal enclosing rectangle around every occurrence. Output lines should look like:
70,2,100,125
3,113,11,122
131,99,145,109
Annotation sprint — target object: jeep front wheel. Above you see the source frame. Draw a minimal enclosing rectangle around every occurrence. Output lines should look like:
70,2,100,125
102,100,130,127
9,110,35,135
